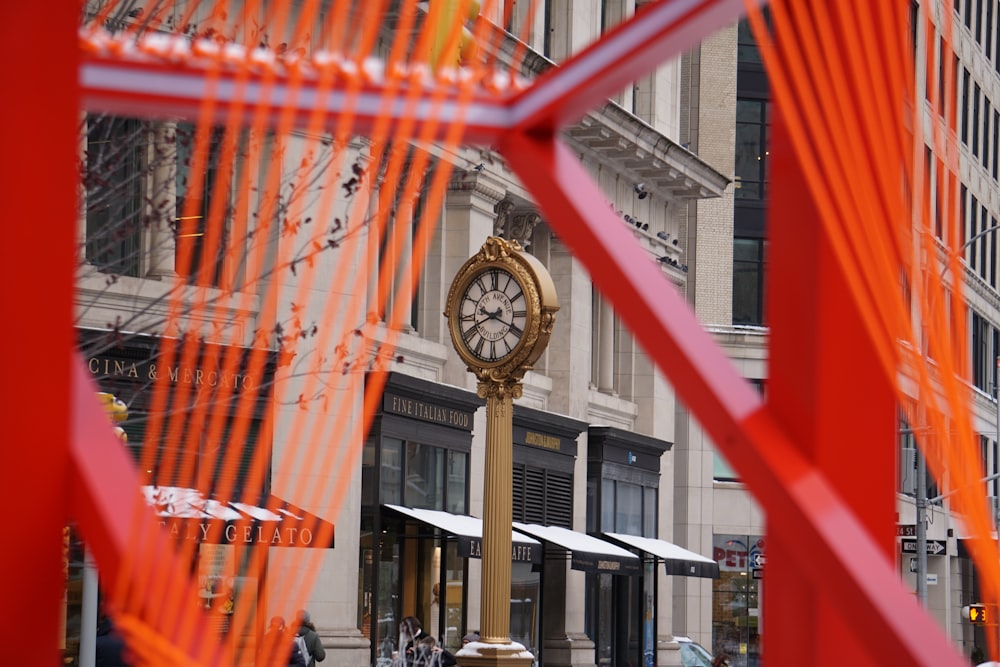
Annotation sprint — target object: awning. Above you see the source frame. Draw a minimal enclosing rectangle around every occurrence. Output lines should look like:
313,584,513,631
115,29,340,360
143,486,335,548
513,521,641,575
603,532,719,579
384,504,541,563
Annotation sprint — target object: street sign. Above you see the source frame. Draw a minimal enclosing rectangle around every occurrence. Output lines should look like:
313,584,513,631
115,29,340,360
901,539,946,555
896,524,916,537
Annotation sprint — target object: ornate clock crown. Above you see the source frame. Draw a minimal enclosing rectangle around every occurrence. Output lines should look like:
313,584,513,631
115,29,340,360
445,236,559,384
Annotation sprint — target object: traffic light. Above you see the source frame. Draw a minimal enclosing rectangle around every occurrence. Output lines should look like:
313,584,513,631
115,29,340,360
966,604,989,625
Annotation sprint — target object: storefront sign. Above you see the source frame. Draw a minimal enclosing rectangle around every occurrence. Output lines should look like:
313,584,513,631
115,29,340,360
158,517,334,548
571,552,642,576
713,535,766,572
523,430,561,451
87,355,257,391
384,393,473,429
457,536,540,563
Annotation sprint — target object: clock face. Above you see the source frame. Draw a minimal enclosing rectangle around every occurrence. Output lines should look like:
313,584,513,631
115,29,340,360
457,267,528,363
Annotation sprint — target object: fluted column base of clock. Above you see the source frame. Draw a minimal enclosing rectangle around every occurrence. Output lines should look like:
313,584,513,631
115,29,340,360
455,641,535,667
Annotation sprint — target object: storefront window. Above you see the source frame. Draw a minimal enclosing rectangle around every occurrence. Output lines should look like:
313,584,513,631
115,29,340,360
381,438,402,505
510,562,540,663
404,442,446,509
589,474,659,667
712,535,764,667
446,450,467,515
615,482,643,536
360,425,471,667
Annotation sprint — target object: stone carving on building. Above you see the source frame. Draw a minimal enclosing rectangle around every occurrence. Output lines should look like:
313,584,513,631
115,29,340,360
493,198,541,249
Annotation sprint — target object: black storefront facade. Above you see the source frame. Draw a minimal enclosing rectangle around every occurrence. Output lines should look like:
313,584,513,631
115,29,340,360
359,372,483,666
359,374,646,667
587,426,672,667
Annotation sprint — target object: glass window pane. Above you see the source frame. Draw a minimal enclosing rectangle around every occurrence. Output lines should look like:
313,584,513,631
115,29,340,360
381,437,402,505
642,486,657,538
404,442,445,509
736,100,763,122
446,450,467,514
601,478,615,531
615,482,642,535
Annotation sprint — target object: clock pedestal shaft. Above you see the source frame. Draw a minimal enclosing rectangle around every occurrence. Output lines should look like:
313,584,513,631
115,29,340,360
457,379,533,667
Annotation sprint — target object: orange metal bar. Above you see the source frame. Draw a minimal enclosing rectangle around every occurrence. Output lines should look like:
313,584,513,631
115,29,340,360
0,3,79,664
498,131,965,667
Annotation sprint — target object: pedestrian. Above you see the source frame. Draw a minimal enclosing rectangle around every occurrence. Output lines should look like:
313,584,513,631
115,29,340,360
95,615,131,667
295,609,326,667
400,616,430,667
416,635,456,667
261,616,303,666
461,631,480,647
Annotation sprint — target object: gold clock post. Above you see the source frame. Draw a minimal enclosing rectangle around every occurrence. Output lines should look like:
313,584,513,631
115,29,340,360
444,237,558,667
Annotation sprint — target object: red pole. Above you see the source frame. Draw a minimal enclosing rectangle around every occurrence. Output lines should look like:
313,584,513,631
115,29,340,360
0,1,80,662
764,105,896,667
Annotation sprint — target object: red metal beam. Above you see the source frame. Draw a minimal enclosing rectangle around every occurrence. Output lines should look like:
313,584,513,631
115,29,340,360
508,0,762,133
0,3,78,665
498,131,965,667
764,107,897,667
80,50,513,145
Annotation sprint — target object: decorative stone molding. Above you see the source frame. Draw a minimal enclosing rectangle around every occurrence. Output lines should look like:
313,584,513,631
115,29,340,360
509,211,541,248
449,170,506,205
493,197,515,237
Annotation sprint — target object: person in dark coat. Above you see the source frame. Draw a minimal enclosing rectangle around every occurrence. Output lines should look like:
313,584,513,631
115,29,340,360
416,635,456,667
401,616,430,667
295,609,326,667
95,615,131,667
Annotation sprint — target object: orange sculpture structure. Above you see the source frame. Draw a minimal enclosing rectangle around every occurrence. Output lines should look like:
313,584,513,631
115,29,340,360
2,0,994,665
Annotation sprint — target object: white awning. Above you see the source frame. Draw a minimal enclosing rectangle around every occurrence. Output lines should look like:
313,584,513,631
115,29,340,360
142,486,335,548
513,521,641,575
384,504,541,563
603,532,719,578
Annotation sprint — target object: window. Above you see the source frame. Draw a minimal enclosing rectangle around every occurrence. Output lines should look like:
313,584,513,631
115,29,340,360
973,83,982,157
712,534,764,666
985,99,993,172
376,437,467,513
715,379,764,481
84,116,144,277
962,68,971,145
175,124,231,288
972,311,996,393
591,288,618,393
735,99,771,200
939,37,947,118
733,237,767,325
993,109,999,180
977,0,985,42
987,0,994,58
376,153,433,330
